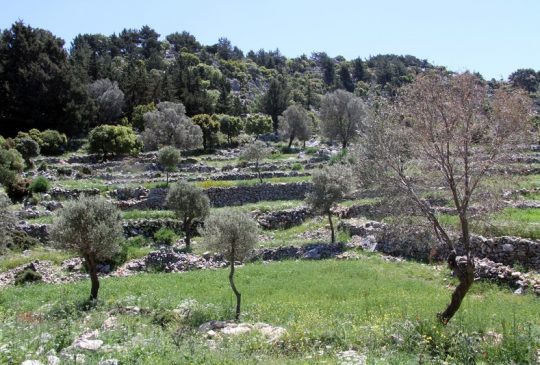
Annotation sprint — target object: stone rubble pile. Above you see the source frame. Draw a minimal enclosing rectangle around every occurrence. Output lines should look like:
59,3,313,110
144,249,227,272
198,320,286,342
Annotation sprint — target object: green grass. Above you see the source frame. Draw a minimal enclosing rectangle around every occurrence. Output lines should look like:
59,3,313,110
0,259,538,364
439,207,540,239
0,247,75,272
122,210,175,220
54,178,118,192
195,175,310,189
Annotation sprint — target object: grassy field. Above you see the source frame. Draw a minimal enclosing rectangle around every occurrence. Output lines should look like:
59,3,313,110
439,208,540,240
0,258,538,364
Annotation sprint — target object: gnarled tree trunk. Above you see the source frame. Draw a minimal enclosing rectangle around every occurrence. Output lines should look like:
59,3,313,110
438,252,475,324
328,211,335,243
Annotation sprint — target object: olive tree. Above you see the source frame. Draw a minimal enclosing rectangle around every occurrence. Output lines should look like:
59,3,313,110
158,146,181,185
240,140,271,183
305,165,353,243
50,196,123,300
320,90,368,149
278,105,311,148
354,71,533,324
166,181,210,249
202,210,259,320
88,78,125,125
141,101,203,151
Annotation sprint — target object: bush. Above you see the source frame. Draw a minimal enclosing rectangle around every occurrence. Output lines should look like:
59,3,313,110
14,268,42,285
29,176,50,193
5,177,30,202
14,137,40,164
88,124,142,160
39,129,68,155
291,163,303,171
154,227,178,245
56,167,72,176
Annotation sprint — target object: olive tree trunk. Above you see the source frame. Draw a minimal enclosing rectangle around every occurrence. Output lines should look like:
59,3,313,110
256,160,262,183
86,254,100,300
229,259,241,320
328,211,335,243
184,217,192,249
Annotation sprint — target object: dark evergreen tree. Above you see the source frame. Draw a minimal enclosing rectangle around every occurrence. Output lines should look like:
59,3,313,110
352,57,365,81
339,65,355,92
261,77,290,132
0,22,91,136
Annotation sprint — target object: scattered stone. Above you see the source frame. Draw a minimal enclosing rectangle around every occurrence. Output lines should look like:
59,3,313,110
46,355,60,365
198,321,286,342
21,361,43,365
337,350,367,365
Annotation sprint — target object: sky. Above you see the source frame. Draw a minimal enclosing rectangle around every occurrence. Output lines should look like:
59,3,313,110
1,0,539,80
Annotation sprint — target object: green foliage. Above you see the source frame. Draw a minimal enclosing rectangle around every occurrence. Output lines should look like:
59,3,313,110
141,102,203,151
50,195,123,261
158,146,181,180
0,21,91,136
0,193,16,251
14,268,42,286
29,176,50,193
0,147,24,186
306,165,353,214
153,227,178,245
39,130,68,155
166,181,210,246
218,115,243,144
88,124,142,160
14,137,40,164
131,102,156,131
278,104,311,148
260,77,290,131
4,177,30,202
245,114,273,137
202,209,259,261
192,114,220,149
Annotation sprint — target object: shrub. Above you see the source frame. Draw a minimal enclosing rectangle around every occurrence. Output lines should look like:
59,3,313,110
5,177,30,202
245,113,273,138
291,162,303,171
29,176,50,193
14,137,40,165
39,129,68,155
88,124,142,160
14,268,42,285
56,167,72,176
192,114,220,150
154,227,178,245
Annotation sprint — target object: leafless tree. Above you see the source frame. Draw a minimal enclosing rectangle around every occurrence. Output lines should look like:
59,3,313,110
354,71,533,323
